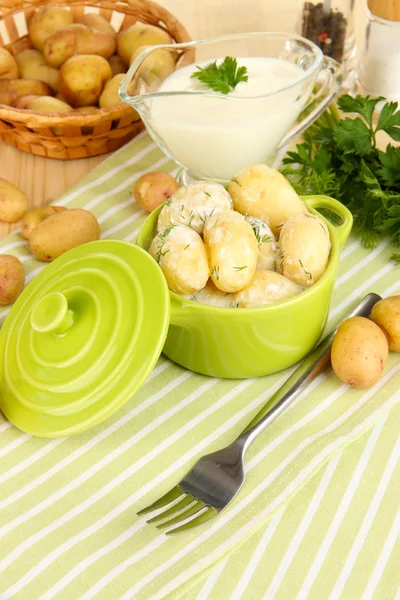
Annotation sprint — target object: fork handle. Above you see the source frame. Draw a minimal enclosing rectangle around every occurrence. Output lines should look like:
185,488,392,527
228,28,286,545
238,293,382,453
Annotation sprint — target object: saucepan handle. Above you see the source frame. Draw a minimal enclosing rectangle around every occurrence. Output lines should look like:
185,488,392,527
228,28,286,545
303,194,353,249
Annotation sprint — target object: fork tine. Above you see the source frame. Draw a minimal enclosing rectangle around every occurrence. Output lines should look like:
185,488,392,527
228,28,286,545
137,486,185,516
156,501,206,530
166,506,218,535
146,495,196,524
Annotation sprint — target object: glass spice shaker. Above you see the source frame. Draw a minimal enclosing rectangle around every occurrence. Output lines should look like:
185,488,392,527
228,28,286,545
297,0,357,88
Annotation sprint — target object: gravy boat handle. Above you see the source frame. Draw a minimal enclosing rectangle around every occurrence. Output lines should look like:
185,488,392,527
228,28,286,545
277,56,343,150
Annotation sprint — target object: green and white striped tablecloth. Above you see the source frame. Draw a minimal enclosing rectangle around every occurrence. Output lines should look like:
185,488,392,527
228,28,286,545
0,131,399,600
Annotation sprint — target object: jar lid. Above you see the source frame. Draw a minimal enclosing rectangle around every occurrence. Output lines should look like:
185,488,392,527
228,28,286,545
368,0,400,22
0,240,170,437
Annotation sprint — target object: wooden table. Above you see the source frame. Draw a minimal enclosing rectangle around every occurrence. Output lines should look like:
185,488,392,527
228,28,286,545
0,0,366,238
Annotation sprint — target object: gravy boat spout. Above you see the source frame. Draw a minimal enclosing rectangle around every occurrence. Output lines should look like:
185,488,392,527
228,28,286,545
119,33,342,183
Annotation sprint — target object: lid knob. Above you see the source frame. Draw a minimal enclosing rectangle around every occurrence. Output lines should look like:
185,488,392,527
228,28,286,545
30,292,74,334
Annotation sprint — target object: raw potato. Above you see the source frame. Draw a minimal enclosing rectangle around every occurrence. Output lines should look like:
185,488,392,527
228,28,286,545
74,106,97,113
29,209,100,261
109,54,126,76
149,224,209,295
235,271,302,308
75,14,117,39
194,280,235,308
117,22,172,66
277,213,331,287
331,317,389,389
204,211,258,293
129,45,176,86
0,178,29,223
28,6,73,51
0,79,51,106
13,95,73,112
0,255,25,305
370,296,400,352
134,171,180,213
246,216,277,271
58,55,112,107
21,206,63,240
0,48,18,79
16,49,59,91
228,164,307,237
157,181,233,235
43,24,116,68
99,73,126,108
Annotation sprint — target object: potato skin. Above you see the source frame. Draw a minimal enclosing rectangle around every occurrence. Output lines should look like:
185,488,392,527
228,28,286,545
149,224,209,295
228,164,307,237
28,7,74,51
0,178,29,223
58,55,112,107
16,49,59,91
129,45,176,86
99,73,126,108
0,254,25,305
21,206,59,239
0,79,51,106
204,211,258,293
235,270,302,308
133,171,180,213
331,317,389,389
75,14,117,40
43,24,116,68
0,48,18,79
14,95,73,113
117,22,172,66
109,54,126,76
370,296,400,352
29,209,100,261
277,213,331,287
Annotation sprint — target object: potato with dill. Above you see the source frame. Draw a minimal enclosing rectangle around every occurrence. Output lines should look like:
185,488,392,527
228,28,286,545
204,211,257,293
235,271,302,308
277,213,331,287
194,280,235,308
134,172,180,213
149,224,209,295
228,164,307,237
0,255,25,305
245,216,277,271
157,181,233,235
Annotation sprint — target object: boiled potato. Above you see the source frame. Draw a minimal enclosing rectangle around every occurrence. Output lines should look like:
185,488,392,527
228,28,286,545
0,79,51,106
13,95,73,112
58,55,112,107
228,164,307,237
370,296,400,352
157,181,233,235
204,211,257,293
194,280,235,308
117,22,172,66
28,6,73,51
0,178,28,223
0,48,18,79
129,45,175,86
29,209,100,261
246,216,277,271
75,14,117,39
43,24,116,68
16,49,59,91
0,255,25,305
134,171,180,213
277,213,331,287
331,317,389,389
109,54,126,76
235,271,302,308
21,206,56,239
149,224,209,295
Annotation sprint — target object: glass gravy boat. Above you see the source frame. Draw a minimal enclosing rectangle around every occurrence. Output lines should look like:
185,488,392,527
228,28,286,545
119,32,342,183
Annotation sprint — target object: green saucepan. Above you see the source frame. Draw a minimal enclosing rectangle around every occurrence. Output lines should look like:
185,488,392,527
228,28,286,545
137,195,353,379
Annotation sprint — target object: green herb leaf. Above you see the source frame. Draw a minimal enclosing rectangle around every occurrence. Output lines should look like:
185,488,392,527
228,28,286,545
376,101,400,141
391,253,400,265
338,95,384,126
333,118,373,156
377,145,400,187
191,57,248,95
233,266,247,271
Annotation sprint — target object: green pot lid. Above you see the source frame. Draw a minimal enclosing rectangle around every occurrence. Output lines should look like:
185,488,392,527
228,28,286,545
0,240,170,437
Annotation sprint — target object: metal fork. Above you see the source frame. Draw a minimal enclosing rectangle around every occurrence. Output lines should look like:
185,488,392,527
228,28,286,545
138,293,381,534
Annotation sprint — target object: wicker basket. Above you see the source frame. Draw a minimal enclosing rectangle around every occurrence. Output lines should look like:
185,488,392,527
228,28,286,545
0,0,191,159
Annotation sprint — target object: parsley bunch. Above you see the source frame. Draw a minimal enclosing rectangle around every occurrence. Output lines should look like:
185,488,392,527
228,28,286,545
280,95,400,259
